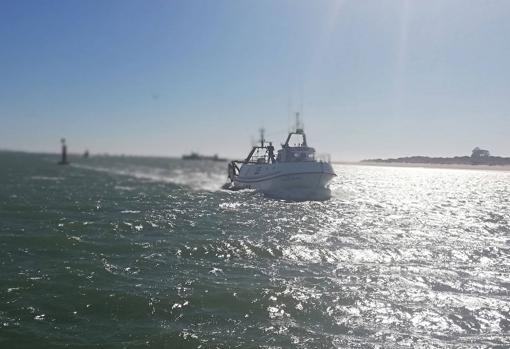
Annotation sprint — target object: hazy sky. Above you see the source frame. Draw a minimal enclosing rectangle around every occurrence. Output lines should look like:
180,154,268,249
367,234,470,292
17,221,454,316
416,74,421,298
1,0,509,160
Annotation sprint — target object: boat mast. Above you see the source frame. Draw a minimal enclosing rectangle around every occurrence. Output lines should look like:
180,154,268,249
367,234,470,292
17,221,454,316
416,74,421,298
244,128,267,163
284,113,307,147
295,112,307,146
259,128,265,147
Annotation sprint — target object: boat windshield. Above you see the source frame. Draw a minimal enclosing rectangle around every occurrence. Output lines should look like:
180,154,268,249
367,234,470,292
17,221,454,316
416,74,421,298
277,147,315,162
291,152,314,162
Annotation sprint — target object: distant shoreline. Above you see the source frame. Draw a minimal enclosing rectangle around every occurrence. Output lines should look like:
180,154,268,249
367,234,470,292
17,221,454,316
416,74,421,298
356,148,510,172
355,161,510,172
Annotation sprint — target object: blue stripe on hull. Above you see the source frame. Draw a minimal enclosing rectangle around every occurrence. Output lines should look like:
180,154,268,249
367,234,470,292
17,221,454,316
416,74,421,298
235,171,336,184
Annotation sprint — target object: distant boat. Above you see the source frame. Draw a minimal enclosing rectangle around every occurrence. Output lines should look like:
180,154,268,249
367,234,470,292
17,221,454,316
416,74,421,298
182,152,227,162
225,113,336,201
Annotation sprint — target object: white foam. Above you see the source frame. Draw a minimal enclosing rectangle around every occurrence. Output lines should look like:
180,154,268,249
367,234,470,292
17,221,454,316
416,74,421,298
72,163,226,192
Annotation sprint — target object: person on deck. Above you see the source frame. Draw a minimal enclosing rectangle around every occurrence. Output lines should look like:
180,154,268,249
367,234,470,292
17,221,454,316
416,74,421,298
267,142,276,163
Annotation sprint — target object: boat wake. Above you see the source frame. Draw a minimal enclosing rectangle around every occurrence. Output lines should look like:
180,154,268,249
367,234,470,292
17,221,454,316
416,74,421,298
72,163,226,192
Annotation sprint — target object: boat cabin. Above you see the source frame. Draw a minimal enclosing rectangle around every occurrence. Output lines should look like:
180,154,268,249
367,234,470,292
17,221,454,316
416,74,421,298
277,146,315,163
276,126,316,163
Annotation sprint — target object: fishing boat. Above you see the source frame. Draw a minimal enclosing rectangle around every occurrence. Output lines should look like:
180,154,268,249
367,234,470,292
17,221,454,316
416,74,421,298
226,114,336,200
182,152,227,162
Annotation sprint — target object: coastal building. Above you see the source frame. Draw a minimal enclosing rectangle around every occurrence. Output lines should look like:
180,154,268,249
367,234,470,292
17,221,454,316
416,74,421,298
471,147,490,159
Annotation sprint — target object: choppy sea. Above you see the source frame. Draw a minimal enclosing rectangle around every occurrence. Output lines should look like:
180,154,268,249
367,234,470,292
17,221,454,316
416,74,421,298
1,151,509,348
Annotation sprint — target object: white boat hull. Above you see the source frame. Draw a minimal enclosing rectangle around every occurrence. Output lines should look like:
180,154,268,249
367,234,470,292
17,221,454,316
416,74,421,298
233,162,335,201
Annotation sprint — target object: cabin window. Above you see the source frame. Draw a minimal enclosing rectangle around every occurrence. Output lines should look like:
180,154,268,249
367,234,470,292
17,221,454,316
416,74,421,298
290,152,306,161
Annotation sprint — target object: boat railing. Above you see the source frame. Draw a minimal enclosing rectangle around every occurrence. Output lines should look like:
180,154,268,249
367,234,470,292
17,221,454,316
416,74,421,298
316,153,331,163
